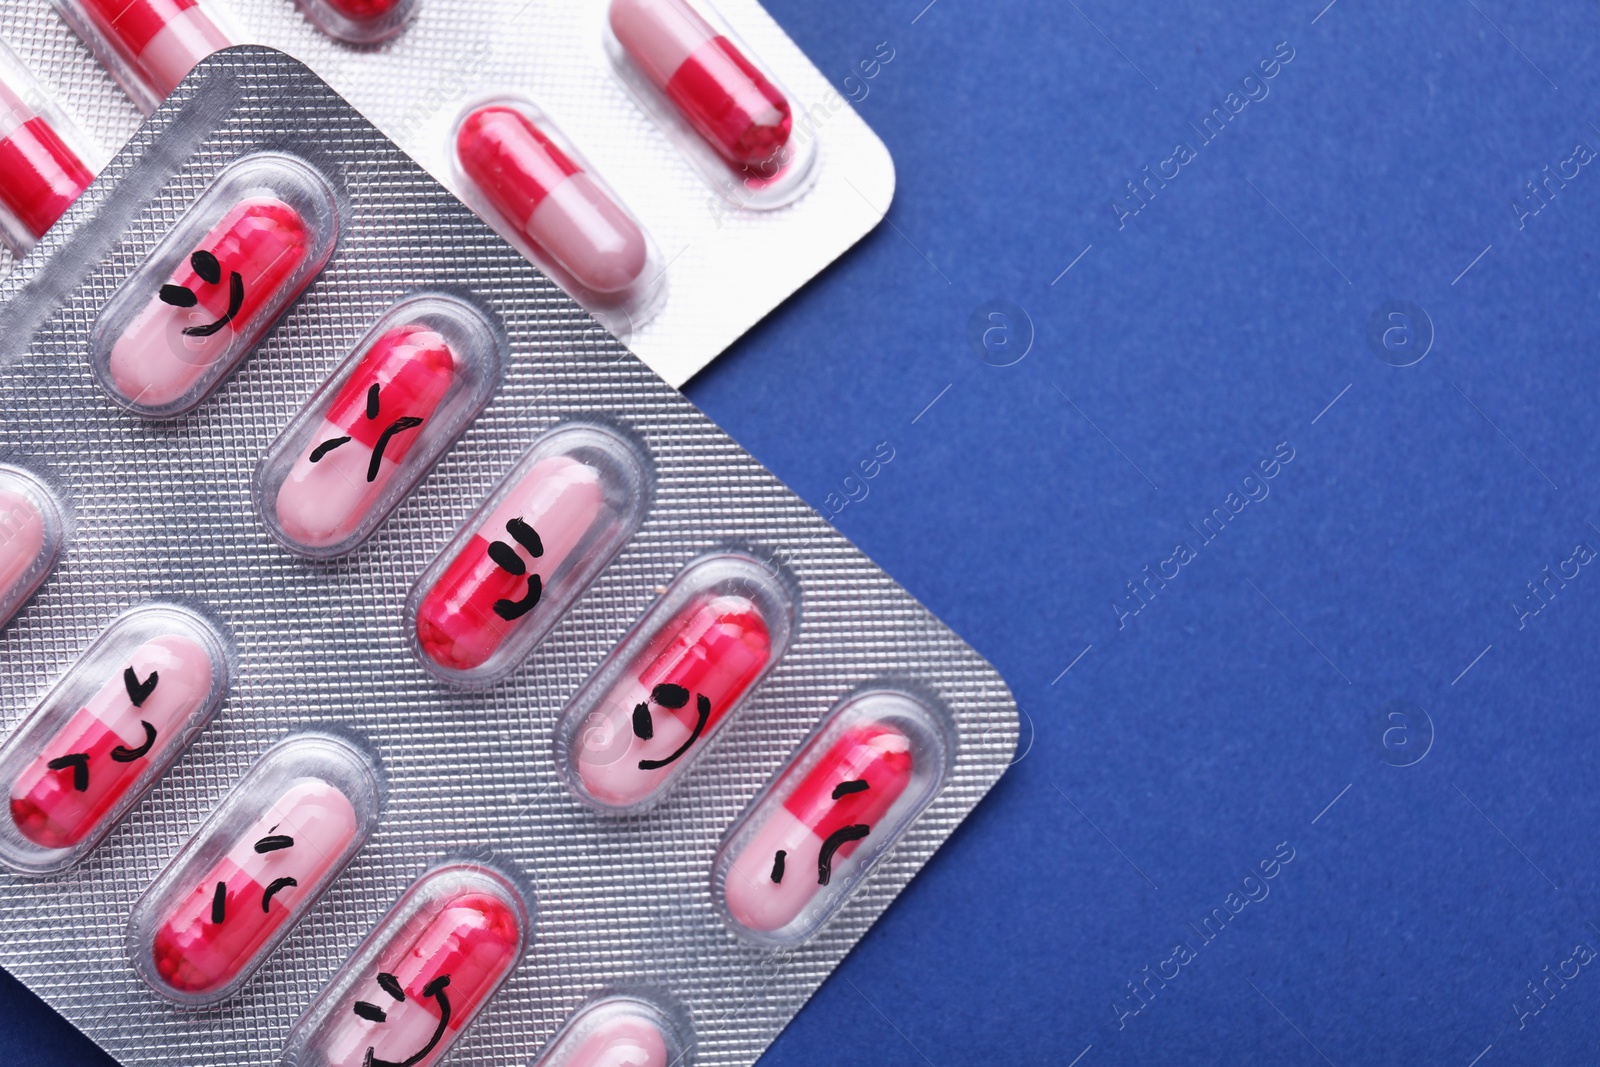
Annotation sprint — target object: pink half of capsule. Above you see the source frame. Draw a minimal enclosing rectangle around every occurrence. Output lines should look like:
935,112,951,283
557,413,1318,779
0,486,47,614
149,778,358,995
0,79,94,241
9,635,215,849
557,1013,669,1067
576,592,770,807
108,194,311,410
77,0,231,103
313,891,524,1067
273,323,457,549
608,0,792,169
723,722,913,933
415,455,605,673
455,106,649,298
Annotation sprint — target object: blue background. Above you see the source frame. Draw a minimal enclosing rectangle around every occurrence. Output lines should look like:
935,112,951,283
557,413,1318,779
10,0,1600,1063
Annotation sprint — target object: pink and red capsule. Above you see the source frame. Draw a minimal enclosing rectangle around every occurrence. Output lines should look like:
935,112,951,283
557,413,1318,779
91,152,339,418
0,604,229,874
608,0,794,175
558,552,794,812
258,294,504,557
54,0,233,114
296,0,418,45
407,422,650,687
0,43,96,255
280,862,530,1067
0,464,65,635
130,732,381,1004
454,100,662,320
716,689,952,943
531,995,688,1067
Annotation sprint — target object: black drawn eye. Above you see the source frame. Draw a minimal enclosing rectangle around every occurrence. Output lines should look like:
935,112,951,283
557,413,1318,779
191,250,222,284
159,284,198,308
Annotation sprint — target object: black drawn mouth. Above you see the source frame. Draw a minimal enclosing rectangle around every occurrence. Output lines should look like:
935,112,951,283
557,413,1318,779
359,973,452,1067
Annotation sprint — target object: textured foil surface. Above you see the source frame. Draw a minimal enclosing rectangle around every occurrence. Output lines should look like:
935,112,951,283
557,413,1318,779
0,0,897,386
0,50,1013,1067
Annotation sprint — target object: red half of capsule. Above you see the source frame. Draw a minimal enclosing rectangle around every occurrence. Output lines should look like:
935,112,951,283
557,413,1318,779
321,0,404,17
315,891,523,1067
273,323,457,549
455,106,649,297
108,195,311,410
609,0,791,169
0,83,93,241
575,592,770,806
78,0,232,101
722,722,913,933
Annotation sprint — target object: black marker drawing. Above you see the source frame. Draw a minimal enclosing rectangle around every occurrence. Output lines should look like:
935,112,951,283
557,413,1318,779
309,382,426,483
355,971,452,1067
816,824,871,886
490,517,544,621
158,250,245,337
123,667,158,707
45,752,89,792
110,721,157,762
630,684,713,771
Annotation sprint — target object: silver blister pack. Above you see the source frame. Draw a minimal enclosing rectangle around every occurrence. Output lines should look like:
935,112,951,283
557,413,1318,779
0,0,897,386
0,50,1014,1067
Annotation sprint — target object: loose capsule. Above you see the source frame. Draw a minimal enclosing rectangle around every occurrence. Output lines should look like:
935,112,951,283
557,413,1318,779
608,0,791,170
0,604,228,872
280,863,530,1067
454,104,652,302
408,423,649,685
92,153,339,418
61,0,232,113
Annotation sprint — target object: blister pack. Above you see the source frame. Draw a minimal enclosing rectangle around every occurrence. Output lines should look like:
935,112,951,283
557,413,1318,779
0,0,896,385
0,49,1015,1067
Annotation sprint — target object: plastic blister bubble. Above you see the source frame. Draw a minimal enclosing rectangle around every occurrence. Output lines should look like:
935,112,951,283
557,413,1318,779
0,50,1014,1067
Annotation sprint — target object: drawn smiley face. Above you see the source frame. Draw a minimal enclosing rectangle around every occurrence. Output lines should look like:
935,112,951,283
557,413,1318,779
351,971,453,1067
157,249,245,338
630,682,711,772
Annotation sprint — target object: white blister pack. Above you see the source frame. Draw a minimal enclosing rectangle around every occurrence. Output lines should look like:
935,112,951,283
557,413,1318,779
0,0,895,385
0,50,1012,1067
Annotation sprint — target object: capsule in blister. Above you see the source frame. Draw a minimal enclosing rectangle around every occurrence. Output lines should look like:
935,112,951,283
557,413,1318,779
90,152,340,418
296,0,418,45
128,730,383,1004
406,421,650,687
606,0,816,208
0,603,229,874
556,551,793,813
530,993,690,1067
714,688,953,945
0,42,96,256
452,97,665,332
279,860,531,1067
52,0,233,115
0,463,66,631
256,294,505,557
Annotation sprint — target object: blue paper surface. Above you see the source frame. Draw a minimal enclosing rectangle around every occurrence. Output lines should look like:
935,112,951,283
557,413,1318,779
9,0,1600,1063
